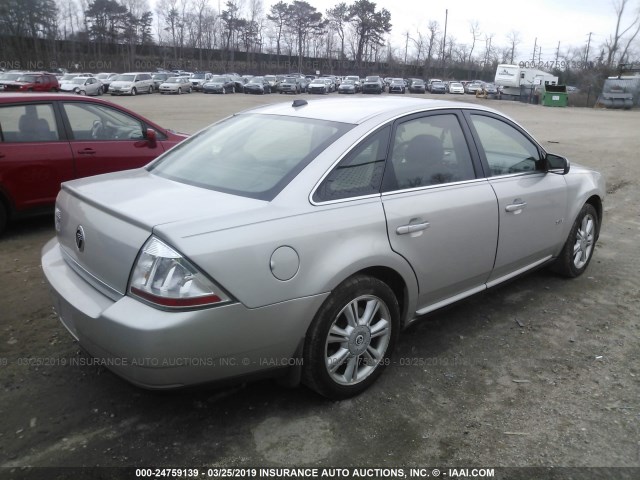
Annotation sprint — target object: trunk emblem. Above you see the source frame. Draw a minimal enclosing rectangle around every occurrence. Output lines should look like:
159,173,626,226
75,225,85,252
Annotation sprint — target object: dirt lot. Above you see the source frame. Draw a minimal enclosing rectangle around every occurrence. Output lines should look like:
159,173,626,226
1,92,639,478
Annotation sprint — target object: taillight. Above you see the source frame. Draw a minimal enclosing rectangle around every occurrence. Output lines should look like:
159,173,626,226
129,237,230,309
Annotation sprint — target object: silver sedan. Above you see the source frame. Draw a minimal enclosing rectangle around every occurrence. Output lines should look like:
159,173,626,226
158,77,192,94
59,76,103,96
42,97,605,399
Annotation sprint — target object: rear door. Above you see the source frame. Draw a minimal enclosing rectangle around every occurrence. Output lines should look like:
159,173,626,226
0,102,73,212
381,111,499,312
59,100,166,178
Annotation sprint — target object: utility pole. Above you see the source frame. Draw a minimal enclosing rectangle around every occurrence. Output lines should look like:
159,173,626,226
555,41,560,67
531,37,537,65
442,9,448,77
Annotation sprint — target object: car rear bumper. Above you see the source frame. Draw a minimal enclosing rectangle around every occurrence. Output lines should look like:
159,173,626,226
41,238,327,389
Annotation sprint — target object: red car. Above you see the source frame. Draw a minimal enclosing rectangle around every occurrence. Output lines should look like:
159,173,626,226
3,72,59,92
0,93,187,233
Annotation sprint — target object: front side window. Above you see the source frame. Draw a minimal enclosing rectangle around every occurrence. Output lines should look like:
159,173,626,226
149,114,352,200
313,126,390,202
469,114,541,176
62,102,145,141
385,113,476,191
0,103,59,142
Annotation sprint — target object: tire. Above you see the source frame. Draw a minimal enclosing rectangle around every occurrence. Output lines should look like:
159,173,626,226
177,87,182,95
303,275,399,399
131,87,137,96
79,90,86,95
552,203,599,278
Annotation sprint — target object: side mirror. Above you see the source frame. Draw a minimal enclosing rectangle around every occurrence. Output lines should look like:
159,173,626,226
545,153,570,175
145,128,157,145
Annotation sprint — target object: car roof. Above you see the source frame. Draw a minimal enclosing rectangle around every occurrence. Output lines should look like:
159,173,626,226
243,97,503,125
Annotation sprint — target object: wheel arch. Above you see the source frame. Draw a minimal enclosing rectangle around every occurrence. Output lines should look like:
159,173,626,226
585,194,603,239
355,266,410,329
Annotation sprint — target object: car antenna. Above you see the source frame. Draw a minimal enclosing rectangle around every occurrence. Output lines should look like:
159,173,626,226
292,99,307,108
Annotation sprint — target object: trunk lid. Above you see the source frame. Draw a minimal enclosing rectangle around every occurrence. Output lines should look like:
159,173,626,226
56,169,268,296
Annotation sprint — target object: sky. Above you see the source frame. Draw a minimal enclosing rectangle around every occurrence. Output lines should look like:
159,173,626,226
258,0,636,64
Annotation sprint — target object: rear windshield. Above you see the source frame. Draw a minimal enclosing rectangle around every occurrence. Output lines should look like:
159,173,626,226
148,114,353,200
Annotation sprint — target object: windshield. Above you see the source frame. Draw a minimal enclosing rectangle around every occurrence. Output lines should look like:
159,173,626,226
153,74,168,80
209,77,227,84
0,73,22,81
115,74,135,82
365,76,379,82
72,78,87,84
342,80,355,85
192,73,206,79
17,75,39,82
248,78,263,84
148,114,353,201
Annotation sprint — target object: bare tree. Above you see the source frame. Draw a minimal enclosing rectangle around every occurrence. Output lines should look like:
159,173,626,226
424,20,439,69
605,0,640,67
468,20,481,64
506,30,521,64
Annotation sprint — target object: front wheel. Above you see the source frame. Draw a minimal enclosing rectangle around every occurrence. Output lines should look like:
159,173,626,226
131,87,137,96
303,275,399,399
552,203,598,277
177,87,182,95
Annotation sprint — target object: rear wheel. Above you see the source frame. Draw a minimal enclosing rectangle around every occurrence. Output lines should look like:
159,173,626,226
553,203,598,277
303,275,399,399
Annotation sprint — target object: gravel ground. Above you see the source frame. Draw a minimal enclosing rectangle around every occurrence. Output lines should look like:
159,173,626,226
1,91,638,479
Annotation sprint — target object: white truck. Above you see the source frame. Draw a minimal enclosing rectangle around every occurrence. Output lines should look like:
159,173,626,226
494,64,558,97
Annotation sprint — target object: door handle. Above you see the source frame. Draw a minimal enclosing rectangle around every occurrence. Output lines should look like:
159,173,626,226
396,222,430,235
505,201,527,212
77,148,96,155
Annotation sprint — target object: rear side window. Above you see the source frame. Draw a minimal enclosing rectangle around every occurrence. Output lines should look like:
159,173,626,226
0,104,60,142
385,113,475,191
313,126,390,202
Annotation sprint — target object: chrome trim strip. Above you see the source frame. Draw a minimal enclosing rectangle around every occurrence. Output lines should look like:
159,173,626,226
486,256,552,288
309,104,512,206
61,247,124,300
414,285,486,317
412,255,553,318
381,178,488,197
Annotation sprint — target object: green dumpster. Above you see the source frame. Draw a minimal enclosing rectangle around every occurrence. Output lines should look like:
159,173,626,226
541,84,568,107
